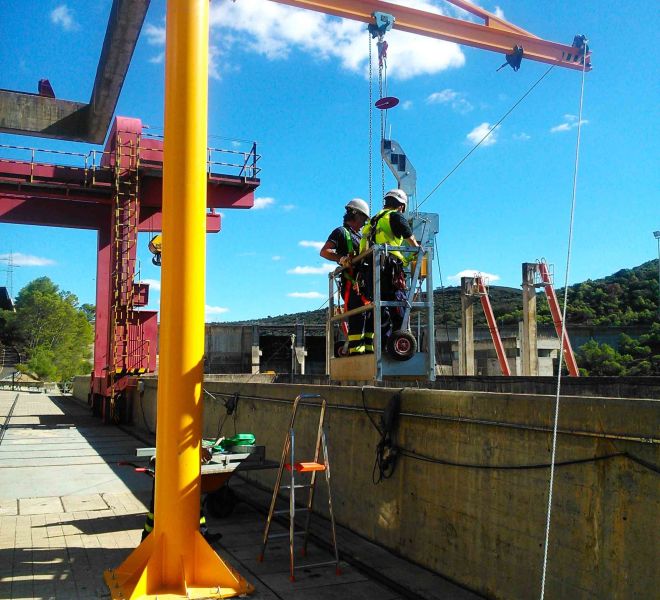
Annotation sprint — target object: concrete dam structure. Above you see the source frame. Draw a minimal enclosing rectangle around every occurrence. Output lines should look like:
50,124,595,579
73,375,660,600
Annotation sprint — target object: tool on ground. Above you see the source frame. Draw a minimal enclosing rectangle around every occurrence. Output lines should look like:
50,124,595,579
259,393,340,581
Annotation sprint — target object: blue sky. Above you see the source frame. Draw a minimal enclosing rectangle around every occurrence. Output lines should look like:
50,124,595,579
0,0,658,322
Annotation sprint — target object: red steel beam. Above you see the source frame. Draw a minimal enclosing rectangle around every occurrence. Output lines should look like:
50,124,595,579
538,261,580,377
269,0,591,71
0,195,221,232
475,276,511,376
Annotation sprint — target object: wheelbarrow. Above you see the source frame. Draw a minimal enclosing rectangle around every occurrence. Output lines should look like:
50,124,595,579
129,437,278,519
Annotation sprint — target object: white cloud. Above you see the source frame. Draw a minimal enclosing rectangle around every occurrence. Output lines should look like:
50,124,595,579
448,270,501,283
513,132,531,141
205,305,230,315
0,253,55,267
253,197,275,210
427,88,473,114
50,5,78,31
401,100,413,110
207,0,465,81
287,265,335,275
288,291,324,299
144,23,223,78
209,44,221,80
550,113,589,133
140,279,161,293
272,256,283,261
427,89,457,103
466,122,497,147
282,204,296,212
299,240,324,250
144,23,166,45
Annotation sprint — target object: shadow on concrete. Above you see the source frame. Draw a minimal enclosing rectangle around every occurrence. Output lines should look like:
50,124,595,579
0,545,132,599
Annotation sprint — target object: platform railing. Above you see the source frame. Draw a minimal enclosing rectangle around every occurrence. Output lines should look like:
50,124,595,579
0,134,261,184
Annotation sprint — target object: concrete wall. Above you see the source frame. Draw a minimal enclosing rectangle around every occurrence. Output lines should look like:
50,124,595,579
102,376,660,600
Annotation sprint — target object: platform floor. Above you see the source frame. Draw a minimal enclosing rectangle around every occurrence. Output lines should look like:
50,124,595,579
0,390,482,600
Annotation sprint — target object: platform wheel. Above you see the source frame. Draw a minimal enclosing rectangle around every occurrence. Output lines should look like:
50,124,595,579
387,330,417,361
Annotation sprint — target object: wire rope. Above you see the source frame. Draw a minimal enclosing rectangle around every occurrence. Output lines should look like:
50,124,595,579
539,57,588,600
368,34,373,214
417,65,556,211
379,50,386,199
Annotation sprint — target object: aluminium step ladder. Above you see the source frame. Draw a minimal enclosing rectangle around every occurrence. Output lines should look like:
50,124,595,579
259,393,340,581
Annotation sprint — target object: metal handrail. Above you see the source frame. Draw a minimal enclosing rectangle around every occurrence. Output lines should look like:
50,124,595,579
0,135,261,182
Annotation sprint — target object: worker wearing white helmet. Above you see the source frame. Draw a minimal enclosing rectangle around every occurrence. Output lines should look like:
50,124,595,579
359,189,418,261
320,198,370,355
358,189,420,351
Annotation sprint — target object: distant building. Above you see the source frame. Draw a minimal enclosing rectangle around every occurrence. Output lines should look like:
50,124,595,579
202,322,650,377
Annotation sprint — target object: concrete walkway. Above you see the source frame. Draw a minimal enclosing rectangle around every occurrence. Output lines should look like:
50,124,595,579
0,390,482,600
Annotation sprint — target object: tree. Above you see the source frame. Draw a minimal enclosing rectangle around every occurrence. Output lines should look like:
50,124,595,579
575,339,628,376
0,277,94,381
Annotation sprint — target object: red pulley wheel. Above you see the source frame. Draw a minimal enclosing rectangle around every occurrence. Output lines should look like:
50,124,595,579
375,96,399,110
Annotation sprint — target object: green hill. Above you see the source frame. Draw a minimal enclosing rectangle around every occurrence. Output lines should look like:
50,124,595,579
224,260,659,328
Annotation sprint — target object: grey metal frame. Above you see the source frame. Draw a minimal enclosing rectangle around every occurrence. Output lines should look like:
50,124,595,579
326,240,436,382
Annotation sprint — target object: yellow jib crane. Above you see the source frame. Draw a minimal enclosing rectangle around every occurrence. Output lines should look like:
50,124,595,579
105,2,591,599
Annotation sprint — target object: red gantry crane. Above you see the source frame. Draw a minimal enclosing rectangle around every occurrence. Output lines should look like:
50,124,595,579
0,116,260,421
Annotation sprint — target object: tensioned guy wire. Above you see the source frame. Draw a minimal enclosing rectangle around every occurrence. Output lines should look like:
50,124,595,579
417,65,556,211
539,56,588,600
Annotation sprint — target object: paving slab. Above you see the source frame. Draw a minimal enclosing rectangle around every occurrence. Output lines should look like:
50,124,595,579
18,496,64,516
61,494,109,513
0,499,18,516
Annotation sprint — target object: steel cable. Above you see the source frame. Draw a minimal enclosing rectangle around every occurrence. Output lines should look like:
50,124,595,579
418,65,556,210
540,56,588,600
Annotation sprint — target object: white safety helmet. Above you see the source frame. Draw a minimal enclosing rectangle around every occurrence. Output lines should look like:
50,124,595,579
345,198,370,218
384,188,408,208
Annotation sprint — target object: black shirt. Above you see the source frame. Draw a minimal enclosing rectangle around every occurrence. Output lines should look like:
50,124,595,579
326,226,361,256
387,211,413,239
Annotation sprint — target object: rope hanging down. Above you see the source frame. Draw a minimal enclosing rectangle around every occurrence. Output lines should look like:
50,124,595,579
539,54,589,600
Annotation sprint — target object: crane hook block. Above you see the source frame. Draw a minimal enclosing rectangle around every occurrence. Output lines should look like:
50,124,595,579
497,45,524,72
368,12,395,38
570,34,591,68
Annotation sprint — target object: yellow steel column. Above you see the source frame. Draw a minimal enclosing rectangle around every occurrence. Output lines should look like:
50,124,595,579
103,1,252,597
156,0,208,583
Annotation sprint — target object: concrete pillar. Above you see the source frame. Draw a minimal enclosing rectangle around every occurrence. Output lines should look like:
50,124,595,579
460,277,475,376
293,324,307,375
251,325,261,374
521,263,539,376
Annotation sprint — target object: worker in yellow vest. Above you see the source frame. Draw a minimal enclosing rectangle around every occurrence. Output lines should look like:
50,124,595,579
359,189,419,351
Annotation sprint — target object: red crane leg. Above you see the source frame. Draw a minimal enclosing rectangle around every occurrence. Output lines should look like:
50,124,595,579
476,277,511,376
538,262,580,377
